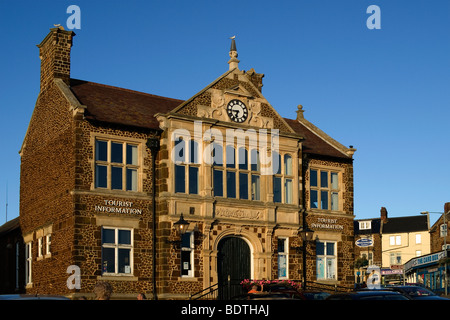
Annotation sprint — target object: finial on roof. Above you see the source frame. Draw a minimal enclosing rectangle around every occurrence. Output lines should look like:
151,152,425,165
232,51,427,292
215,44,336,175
228,35,239,70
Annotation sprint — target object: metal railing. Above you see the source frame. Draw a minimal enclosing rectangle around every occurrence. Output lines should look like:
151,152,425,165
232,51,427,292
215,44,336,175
189,278,351,300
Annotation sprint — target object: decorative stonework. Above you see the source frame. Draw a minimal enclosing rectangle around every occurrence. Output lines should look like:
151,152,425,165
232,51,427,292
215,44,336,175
215,207,262,220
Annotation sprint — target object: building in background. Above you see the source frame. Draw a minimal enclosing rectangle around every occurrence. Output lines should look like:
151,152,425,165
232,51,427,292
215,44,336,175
0,217,25,294
354,207,430,286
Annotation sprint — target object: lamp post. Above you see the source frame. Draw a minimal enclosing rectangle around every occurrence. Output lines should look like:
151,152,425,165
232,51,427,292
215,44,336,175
147,136,160,300
299,226,314,290
421,207,450,295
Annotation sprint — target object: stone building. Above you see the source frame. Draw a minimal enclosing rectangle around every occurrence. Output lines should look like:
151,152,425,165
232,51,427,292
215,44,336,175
19,27,356,299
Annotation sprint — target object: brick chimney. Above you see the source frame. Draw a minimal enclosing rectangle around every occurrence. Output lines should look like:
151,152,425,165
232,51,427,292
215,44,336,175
36,26,75,92
380,207,388,223
445,202,450,213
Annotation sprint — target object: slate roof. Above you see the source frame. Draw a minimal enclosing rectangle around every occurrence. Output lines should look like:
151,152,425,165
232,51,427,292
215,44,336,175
0,217,20,237
382,215,429,234
354,218,382,235
69,78,351,159
70,79,184,130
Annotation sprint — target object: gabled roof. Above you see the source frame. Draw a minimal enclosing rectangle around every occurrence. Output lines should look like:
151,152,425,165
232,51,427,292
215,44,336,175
382,215,429,234
284,118,353,159
66,78,351,159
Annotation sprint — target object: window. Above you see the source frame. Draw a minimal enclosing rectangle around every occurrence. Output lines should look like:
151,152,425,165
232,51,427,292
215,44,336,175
181,232,194,277
174,138,200,194
390,235,401,246
390,253,402,265
273,153,294,204
440,224,448,237
277,238,288,279
213,145,261,201
359,221,372,230
310,169,340,210
316,241,336,280
95,139,140,191
102,227,133,275
251,149,260,201
25,242,32,285
415,234,422,244
38,237,43,258
45,234,51,256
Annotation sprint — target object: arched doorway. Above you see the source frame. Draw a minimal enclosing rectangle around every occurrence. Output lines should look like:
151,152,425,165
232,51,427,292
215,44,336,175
217,236,251,299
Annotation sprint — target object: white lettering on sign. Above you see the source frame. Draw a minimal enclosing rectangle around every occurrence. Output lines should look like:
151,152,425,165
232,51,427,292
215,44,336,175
95,200,143,214
311,218,344,230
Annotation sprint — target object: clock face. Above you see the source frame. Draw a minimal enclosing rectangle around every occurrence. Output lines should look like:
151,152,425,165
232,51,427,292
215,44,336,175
227,99,248,123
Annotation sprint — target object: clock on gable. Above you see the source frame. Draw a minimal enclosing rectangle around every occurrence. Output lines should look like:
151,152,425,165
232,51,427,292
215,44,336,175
226,99,248,123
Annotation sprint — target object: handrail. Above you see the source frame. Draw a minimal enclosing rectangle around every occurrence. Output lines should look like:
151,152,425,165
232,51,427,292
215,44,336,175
189,283,219,300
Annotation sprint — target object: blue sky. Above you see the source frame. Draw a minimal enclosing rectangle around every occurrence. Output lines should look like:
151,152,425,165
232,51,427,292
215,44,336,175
0,0,449,225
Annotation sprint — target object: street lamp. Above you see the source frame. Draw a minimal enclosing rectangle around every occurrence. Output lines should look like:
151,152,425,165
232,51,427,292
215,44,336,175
421,207,450,295
173,213,190,236
300,226,314,290
166,213,191,248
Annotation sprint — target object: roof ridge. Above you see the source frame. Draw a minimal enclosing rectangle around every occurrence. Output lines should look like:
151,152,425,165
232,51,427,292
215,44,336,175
70,78,184,103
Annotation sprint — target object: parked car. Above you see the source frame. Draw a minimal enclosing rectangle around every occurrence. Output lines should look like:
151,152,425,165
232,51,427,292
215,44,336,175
389,285,449,300
302,291,331,300
231,292,303,300
0,294,70,300
326,291,412,300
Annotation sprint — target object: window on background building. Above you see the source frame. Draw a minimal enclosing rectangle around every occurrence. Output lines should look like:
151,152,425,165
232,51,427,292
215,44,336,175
316,241,336,280
390,253,402,265
174,138,200,194
390,235,401,246
101,227,133,275
310,169,340,210
440,224,448,237
277,238,288,279
181,232,194,277
25,242,32,285
359,221,372,230
95,139,140,191
415,234,422,244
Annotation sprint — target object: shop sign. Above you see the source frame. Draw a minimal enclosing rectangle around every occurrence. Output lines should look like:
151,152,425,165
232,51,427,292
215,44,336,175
356,238,373,247
95,199,143,215
381,268,403,275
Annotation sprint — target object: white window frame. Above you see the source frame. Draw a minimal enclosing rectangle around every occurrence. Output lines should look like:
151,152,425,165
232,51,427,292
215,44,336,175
390,235,401,246
25,242,32,285
37,237,43,258
277,237,289,279
415,234,422,244
359,221,372,230
101,227,134,276
180,232,194,278
316,241,337,280
45,234,52,256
